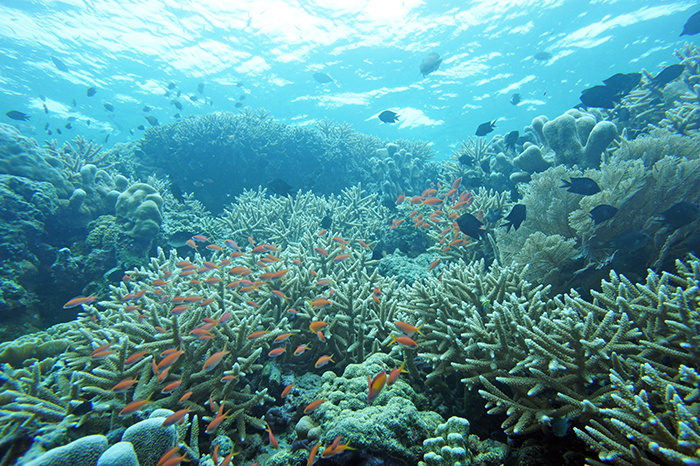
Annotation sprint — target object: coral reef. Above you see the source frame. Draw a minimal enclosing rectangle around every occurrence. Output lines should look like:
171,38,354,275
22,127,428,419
137,111,437,212
3,43,700,466
266,353,443,466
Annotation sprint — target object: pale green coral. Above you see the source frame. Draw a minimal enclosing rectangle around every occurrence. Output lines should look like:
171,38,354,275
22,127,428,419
420,416,509,466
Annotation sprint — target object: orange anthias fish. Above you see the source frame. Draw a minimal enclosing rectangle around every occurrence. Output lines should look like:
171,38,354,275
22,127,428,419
119,395,152,415
388,335,418,349
156,347,184,372
162,408,192,427
265,421,279,448
294,344,311,356
161,379,183,394
307,443,321,466
315,354,334,368
205,407,233,434
125,350,148,365
367,368,387,403
387,361,407,386
202,349,231,371
309,320,328,332
281,381,295,398
247,329,269,340
268,347,286,358
394,321,425,336
111,377,138,393
63,295,98,309
321,437,355,458
309,298,332,309
304,398,327,413
274,332,294,343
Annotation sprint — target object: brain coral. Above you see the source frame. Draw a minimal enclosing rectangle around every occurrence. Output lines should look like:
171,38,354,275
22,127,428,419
115,183,163,240
121,417,177,466
24,434,108,466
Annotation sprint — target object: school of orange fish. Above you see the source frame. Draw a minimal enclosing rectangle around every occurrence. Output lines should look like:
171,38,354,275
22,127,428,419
63,177,476,465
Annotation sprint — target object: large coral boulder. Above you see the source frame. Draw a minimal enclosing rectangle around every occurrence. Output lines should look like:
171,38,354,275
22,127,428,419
268,353,442,465
0,124,74,197
115,183,163,240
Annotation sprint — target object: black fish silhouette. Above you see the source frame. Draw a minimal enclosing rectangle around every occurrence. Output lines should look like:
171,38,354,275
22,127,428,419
419,52,442,77
603,73,641,94
87,86,97,97
504,130,519,150
510,93,521,105
659,201,699,231
650,64,685,88
590,205,618,225
561,177,600,195
534,51,551,61
611,231,650,254
5,111,29,121
475,120,496,136
378,110,399,123
268,178,293,196
580,85,622,109
145,115,159,126
503,204,526,232
104,103,114,112
143,106,152,112
321,215,333,230
456,212,485,240
681,10,700,36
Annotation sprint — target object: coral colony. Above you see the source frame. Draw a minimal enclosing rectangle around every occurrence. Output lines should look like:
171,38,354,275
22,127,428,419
2,44,700,466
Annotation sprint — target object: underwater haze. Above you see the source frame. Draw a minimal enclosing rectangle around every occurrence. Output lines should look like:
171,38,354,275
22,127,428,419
3,1,700,466
0,0,696,156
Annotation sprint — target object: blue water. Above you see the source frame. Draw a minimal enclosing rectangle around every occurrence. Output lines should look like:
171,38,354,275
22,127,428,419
0,0,695,159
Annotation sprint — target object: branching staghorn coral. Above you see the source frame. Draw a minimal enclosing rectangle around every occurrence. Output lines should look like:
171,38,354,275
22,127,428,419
0,222,405,448
397,260,549,389
216,184,388,249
